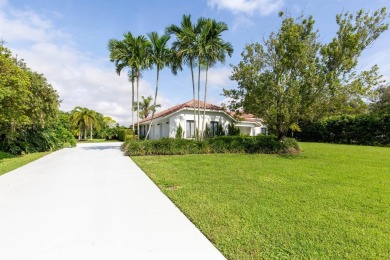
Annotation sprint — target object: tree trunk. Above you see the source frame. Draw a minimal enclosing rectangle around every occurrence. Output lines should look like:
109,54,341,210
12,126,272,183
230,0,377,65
145,67,159,139
84,126,87,141
136,70,140,140
197,62,201,140
202,62,209,139
90,124,93,140
78,126,81,140
190,59,196,139
131,68,135,133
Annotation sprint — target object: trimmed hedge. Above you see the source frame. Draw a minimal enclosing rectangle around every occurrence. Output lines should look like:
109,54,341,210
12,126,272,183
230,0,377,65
296,114,390,146
121,135,299,156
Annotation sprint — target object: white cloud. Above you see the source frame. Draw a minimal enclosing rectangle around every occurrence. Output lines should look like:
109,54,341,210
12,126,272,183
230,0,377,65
206,67,234,89
207,0,283,16
0,1,170,126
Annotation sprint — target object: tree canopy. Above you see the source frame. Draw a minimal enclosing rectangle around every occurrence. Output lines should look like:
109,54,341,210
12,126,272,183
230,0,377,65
0,43,74,153
224,8,389,139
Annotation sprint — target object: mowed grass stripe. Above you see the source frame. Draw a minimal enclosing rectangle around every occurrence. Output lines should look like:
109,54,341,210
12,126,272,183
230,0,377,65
132,143,390,259
0,151,49,176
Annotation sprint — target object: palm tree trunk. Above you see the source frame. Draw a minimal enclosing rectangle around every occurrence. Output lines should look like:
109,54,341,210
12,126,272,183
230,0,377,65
145,67,160,139
136,70,140,140
90,124,93,140
84,126,87,141
131,68,135,133
78,126,81,140
202,62,209,137
197,62,201,140
190,59,196,139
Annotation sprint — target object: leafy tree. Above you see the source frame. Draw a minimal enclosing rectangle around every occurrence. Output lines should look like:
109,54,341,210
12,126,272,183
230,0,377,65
145,32,171,139
0,43,74,154
225,8,389,139
133,95,161,119
370,84,390,114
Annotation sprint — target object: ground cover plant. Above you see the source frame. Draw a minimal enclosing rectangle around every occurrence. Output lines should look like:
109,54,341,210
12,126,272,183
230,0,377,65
132,143,390,259
122,136,299,156
0,151,49,176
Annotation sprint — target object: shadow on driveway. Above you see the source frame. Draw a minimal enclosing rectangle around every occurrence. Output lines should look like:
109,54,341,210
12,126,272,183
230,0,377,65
81,145,120,151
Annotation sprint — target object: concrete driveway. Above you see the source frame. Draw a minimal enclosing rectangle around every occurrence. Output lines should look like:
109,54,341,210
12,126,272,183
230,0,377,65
0,142,224,260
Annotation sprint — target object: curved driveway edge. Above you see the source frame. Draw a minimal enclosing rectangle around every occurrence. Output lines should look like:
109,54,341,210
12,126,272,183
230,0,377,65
0,142,225,260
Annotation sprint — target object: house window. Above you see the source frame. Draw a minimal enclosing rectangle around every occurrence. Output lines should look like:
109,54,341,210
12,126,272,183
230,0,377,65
210,121,218,137
261,127,267,135
186,120,195,138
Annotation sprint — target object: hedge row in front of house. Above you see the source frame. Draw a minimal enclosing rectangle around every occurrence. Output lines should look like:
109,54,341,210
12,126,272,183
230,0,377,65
121,135,299,156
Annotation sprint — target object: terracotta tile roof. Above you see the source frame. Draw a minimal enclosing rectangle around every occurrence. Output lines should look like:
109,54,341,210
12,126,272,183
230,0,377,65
138,100,225,124
229,112,263,126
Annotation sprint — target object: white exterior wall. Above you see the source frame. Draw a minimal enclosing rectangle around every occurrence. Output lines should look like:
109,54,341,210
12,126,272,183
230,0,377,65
140,108,267,140
167,109,233,139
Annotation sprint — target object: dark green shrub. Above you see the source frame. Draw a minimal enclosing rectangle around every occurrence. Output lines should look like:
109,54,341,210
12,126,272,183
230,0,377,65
227,123,240,136
216,124,225,136
122,135,299,156
176,124,183,139
296,114,390,146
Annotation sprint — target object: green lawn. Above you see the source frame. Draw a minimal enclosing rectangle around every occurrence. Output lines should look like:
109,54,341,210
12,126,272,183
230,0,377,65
0,151,49,176
132,143,390,259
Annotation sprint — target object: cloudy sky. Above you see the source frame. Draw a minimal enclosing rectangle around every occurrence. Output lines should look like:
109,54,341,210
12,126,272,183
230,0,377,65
1,0,389,126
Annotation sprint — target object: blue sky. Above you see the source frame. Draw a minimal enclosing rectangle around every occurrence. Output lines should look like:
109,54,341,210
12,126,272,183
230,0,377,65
1,0,389,125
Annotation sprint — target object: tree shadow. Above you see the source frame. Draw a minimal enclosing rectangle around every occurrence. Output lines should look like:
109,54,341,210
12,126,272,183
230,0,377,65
82,145,120,151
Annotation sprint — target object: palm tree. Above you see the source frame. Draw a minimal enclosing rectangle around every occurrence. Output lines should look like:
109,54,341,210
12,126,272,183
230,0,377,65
85,109,101,140
134,95,161,119
131,35,152,139
108,33,136,131
70,107,89,140
109,33,152,139
145,31,171,139
200,19,233,135
166,15,204,139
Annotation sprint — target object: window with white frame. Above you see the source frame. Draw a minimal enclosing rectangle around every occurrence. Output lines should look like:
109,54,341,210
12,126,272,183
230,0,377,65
186,120,195,138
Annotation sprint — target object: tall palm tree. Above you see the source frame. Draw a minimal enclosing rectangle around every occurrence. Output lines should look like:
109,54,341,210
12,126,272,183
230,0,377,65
145,32,171,139
108,33,136,131
201,19,233,135
109,33,151,139
133,95,161,119
131,35,152,138
166,15,204,139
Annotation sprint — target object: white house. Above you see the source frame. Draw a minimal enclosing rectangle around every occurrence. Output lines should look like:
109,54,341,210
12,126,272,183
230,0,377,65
137,100,267,139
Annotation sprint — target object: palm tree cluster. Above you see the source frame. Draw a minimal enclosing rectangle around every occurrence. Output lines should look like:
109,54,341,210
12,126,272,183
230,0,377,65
108,14,233,140
70,107,103,140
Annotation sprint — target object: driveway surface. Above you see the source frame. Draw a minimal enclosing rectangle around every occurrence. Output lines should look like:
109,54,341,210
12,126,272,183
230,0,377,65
0,142,225,260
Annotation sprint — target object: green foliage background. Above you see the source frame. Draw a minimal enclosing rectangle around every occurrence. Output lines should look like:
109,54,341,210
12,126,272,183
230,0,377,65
0,44,76,154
